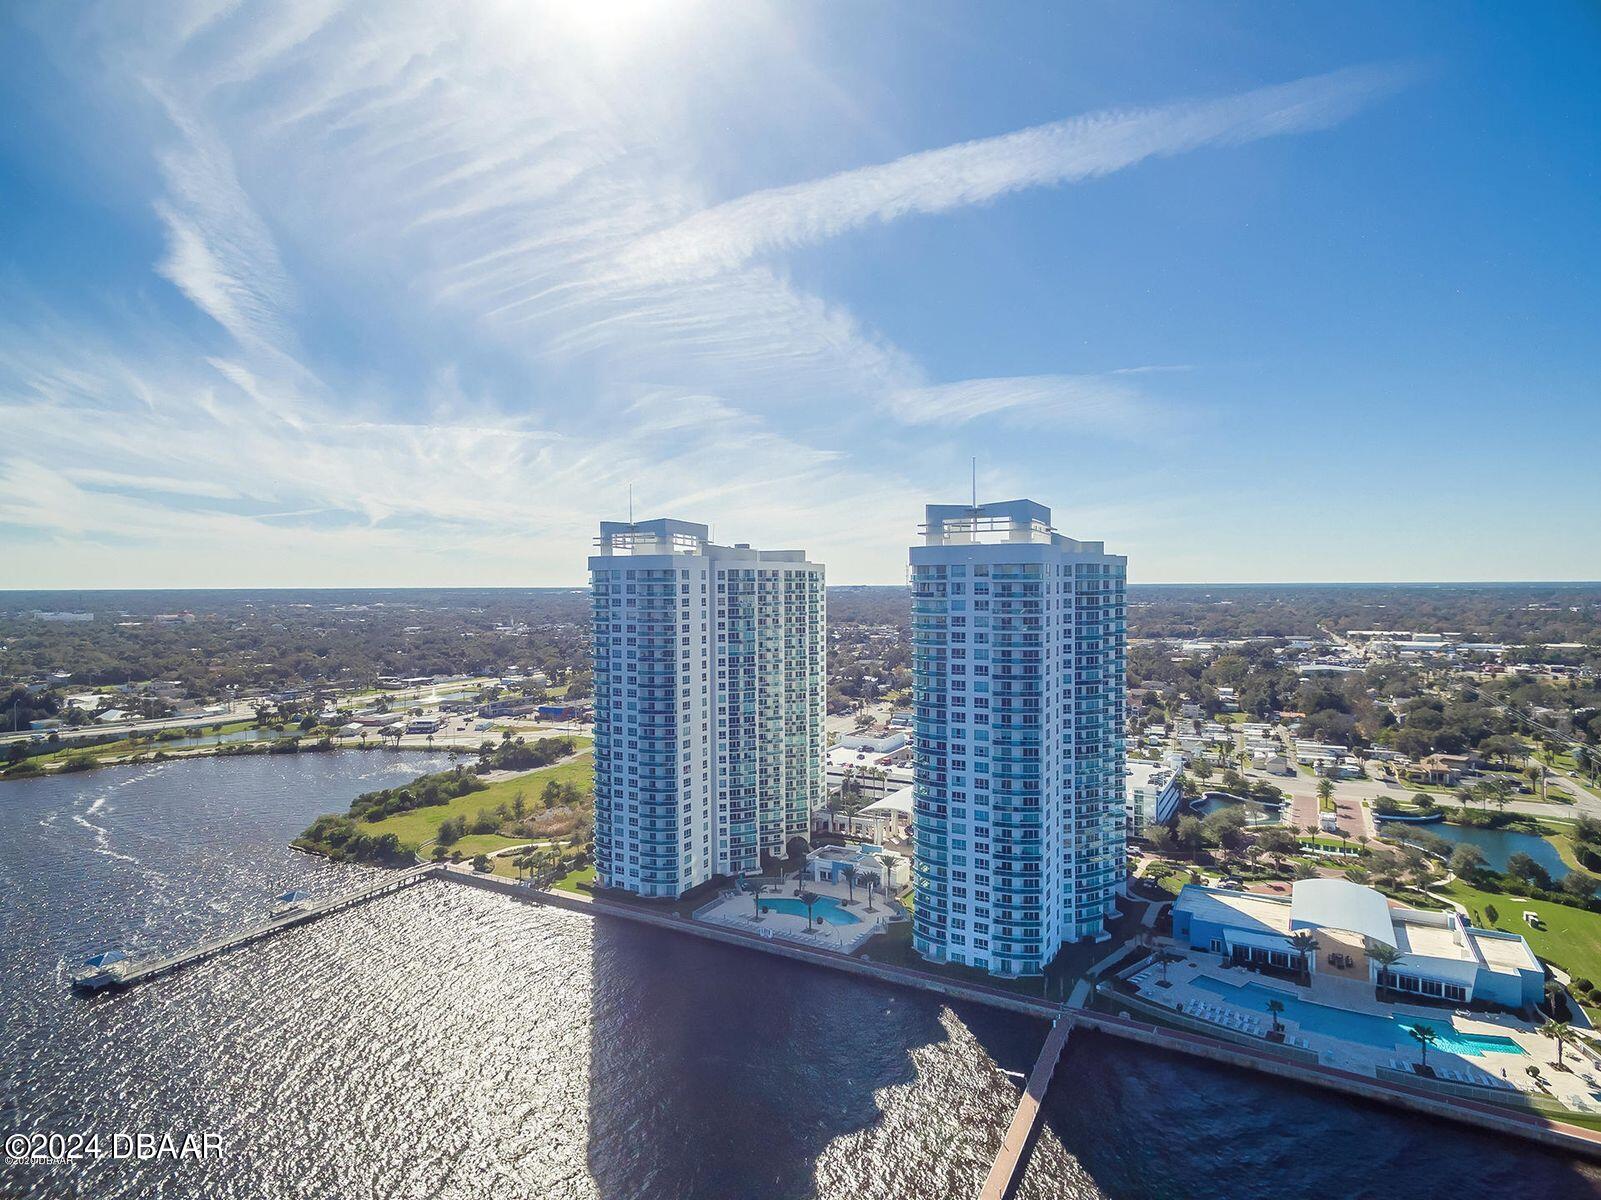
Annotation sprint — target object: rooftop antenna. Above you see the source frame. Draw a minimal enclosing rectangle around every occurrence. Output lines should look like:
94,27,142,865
628,483,634,526
971,456,977,510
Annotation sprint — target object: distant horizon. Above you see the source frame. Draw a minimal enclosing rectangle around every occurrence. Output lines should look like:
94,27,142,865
5,579,1601,597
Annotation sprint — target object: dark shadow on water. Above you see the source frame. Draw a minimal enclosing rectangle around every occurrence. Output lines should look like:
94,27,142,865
1023,1030,1601,1200
583,915,1046,1199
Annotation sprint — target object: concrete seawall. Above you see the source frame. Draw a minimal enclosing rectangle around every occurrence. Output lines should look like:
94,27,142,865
438,870,1601,1165
440,870,1061,1019
1074,1010,1601,1161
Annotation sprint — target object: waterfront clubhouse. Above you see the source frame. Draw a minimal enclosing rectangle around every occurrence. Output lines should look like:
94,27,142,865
1172,878,1545,1011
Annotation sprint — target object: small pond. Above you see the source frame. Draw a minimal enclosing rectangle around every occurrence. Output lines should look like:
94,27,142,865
1420,822,1574,884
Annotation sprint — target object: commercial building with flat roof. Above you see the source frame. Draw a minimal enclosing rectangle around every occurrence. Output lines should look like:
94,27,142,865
1172,879,1543,1011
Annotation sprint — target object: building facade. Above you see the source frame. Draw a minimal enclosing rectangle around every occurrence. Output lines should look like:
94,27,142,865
910,500,1127,976
590,519,826,898
1125,762,1182,838
1172,879,1544,1011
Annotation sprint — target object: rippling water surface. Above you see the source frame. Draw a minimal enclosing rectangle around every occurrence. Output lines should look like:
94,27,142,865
3,754,1600,1199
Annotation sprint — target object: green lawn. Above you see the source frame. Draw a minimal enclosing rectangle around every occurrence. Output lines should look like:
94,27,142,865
444,833,537,860
1439,880,1601,985
360,751,593,853
1538,748,1583,773
554,864,596,893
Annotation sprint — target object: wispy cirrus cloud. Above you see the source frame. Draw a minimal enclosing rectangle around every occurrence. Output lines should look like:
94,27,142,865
1,1,1417,584
153,102,301,364
885,373,1156,432
619,63,1413,282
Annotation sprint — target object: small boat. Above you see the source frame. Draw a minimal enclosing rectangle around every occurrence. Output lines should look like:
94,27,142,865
69,949,132,991
269,888,314,917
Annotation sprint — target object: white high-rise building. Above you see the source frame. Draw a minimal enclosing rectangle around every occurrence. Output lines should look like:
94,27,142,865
909,500,1127,977
589,518,826,898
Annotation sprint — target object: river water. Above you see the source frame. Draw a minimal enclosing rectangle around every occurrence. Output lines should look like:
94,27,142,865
2,755,1599,1199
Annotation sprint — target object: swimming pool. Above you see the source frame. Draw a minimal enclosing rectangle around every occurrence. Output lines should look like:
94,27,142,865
1190,977,1525,1058
759,896,862,926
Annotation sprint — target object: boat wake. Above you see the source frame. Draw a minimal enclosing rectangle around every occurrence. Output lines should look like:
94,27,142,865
71,811,139,864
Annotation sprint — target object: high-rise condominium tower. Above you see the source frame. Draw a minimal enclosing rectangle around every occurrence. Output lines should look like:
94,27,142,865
589,519,826,898
910,500,1127,976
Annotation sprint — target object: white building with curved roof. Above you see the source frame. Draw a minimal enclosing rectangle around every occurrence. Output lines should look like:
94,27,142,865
1171,879,1543,1012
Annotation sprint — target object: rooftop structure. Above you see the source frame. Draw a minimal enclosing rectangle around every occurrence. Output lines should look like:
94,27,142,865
1125,761,1181,837
1172,881,1543,1010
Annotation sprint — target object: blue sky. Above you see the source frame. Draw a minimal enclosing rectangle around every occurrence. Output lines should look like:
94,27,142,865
1,2,1597,587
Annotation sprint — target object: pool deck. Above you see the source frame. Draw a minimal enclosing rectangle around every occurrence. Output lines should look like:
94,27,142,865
1132,946,1601,1112
694,876,897,955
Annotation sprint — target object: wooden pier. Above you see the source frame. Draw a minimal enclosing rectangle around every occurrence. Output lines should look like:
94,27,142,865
978,1016,1074,1200
83,863,440,992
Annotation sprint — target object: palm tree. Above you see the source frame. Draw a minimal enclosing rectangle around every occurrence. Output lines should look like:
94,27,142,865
749,880,770,921
876,853,897,900
1367,941,1403,1001
1265,998,1286,1035
1287,931,1320,984
841,863,857,905
798,889,819,931
864,875,877,913
1542,1020,1575,1070
1409,1023,1439,1071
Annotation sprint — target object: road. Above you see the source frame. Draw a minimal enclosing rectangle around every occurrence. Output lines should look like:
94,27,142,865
1231,762,1601,831
1,676,511,748
0,700,257,747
